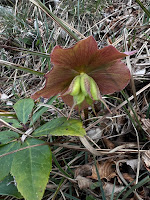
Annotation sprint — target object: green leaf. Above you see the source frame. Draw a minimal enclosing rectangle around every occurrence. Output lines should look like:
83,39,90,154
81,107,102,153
32,117,86,137
1,118,22,128
0,174,22,199
11,138,52,200
13,98,34,124
30,96,57,126
0,142,20,181
0,131,19,145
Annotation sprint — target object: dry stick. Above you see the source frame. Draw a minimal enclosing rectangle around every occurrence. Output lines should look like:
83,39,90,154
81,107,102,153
50,171,77,184
84,9,124,35
0,140,87,159
124,28,138,108
51,142,146,154
38,103,67,117
86,82,150,132
0,111,15,115
0,119,24,135
116,160,143,200
79,136,103,156
80,83,150,156
109,143,137,153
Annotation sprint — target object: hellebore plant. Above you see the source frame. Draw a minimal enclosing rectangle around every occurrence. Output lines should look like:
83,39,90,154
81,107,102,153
32,36,135,110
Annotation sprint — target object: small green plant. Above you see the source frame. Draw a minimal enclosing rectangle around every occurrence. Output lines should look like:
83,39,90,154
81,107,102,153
0,35,135,200
0,98,86,200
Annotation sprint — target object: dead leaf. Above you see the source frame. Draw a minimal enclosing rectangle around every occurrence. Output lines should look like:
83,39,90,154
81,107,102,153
75,175,92,189
104,182,124,197
103,137,115,149
74,164,92,178
141,118,150,135
142,150,150,171
126,159,139,172
90,160,116,180
122,173,135,185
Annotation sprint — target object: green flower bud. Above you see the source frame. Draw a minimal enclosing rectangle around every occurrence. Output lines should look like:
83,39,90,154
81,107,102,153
69,75,81,96
89,76,100,100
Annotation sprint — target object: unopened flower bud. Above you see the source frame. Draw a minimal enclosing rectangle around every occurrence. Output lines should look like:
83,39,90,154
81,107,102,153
89,76,100,100
65,75,81,96
80,73,91,96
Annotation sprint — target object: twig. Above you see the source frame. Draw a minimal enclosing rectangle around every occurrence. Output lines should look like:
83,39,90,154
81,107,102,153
116,160,143,200
0,119,24,135
132,124,141,185
86,83,150,131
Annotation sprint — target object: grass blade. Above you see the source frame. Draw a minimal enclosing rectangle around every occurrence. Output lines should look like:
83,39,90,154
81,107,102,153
94,157,106,200
29,0,79,41
52,177,65,200
121,176,150,200
0,60,44,76
52,154,71,178
0,45,50,58
110,178,116,200
135,0,150,18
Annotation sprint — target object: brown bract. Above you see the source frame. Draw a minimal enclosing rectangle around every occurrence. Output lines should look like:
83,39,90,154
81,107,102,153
32,36,135,109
